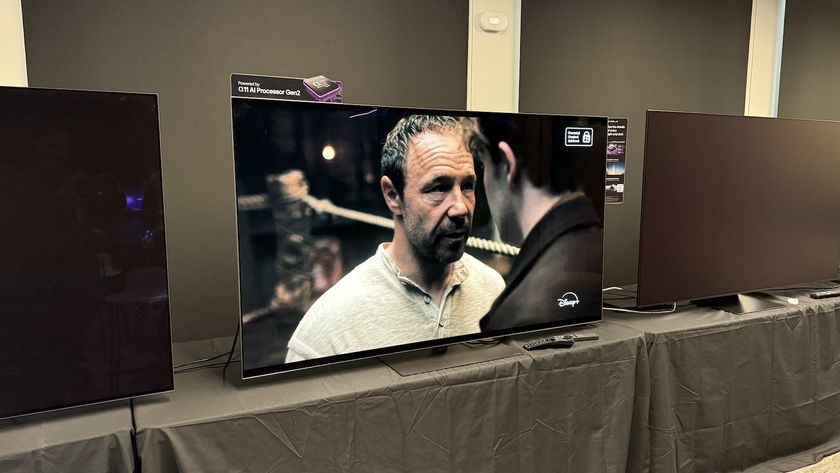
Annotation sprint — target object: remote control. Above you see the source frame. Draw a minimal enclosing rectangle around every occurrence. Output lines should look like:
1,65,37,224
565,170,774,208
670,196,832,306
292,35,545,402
523,335,575,350
570,333,599,341
810,289,840,299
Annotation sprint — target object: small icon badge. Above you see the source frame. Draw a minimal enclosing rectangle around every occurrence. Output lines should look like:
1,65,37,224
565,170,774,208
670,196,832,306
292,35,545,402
565,127,594,147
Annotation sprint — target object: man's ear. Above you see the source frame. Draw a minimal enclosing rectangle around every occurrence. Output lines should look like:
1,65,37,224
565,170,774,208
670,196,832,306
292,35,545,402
498,141,518,186
380,176,403,216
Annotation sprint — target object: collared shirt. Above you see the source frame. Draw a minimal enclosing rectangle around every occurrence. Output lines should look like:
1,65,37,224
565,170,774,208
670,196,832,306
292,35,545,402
286,244,505,362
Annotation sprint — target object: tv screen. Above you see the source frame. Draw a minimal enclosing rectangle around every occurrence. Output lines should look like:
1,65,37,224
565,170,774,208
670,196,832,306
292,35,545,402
0,87,173,419
233,99,606,378
638,110,840,307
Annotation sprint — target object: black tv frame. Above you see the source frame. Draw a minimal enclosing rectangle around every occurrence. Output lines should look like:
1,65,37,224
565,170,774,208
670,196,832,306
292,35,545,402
637,110,840,311
0,86,174,420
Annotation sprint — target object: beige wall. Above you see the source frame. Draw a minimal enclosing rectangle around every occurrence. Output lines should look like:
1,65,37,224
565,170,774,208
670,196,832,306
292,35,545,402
467,0,520,112
744,0,786,117
0,0,27,86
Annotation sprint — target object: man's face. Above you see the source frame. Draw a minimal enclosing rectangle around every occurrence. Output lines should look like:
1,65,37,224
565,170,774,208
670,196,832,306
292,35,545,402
400,130,477,264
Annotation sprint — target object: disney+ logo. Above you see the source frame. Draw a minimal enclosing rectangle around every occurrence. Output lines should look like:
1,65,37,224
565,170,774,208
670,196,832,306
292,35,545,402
556,292,580,308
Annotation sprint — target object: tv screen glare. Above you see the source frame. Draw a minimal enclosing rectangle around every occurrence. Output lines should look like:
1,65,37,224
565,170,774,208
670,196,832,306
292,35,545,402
0,87,173,419
637,110,840,307
233,99,607,378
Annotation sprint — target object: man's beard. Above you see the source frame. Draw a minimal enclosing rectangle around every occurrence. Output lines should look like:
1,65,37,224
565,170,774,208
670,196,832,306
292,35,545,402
403,212,470,265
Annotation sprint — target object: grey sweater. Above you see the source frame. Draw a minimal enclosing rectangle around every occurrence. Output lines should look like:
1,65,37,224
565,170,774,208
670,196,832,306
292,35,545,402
286,244,505,362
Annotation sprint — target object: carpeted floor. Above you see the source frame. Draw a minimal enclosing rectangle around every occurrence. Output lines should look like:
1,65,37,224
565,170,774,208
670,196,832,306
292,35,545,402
791,451,840,472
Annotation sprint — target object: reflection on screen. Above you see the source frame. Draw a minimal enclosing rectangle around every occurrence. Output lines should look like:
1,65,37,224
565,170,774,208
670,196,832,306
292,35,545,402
0,87,172,419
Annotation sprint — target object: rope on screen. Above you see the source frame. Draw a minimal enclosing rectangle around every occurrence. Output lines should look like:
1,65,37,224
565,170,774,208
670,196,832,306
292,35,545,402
236,193,521,257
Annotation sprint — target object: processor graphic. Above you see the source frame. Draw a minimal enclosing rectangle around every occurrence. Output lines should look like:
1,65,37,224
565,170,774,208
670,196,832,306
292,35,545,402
303,75,343,102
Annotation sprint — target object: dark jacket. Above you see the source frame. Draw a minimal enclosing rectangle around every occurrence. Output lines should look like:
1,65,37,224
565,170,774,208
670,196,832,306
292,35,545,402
479,196,603,332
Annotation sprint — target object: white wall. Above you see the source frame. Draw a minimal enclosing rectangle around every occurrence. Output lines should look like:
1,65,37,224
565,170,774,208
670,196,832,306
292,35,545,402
744,0,786,116
467,0,520,112
0,0,27,86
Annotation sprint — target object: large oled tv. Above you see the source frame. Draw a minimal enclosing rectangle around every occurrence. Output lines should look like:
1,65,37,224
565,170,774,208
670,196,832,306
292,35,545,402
233,99,606,377
0,87,173,419
638,110,840,311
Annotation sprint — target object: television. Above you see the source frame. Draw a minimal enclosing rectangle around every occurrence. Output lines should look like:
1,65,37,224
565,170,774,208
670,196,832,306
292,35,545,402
0,87,173,419
637,110,840,312
232,99,607,378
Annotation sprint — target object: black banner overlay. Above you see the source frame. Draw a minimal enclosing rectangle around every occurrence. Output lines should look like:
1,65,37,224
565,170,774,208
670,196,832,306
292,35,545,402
232,73,343,103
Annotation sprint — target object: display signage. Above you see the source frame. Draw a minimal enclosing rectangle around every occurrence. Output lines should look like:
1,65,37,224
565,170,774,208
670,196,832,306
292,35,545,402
231,73,343,103
606,118,627,204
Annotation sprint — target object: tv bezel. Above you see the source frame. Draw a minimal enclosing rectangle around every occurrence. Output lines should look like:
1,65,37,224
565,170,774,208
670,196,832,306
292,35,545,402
230,95,608,380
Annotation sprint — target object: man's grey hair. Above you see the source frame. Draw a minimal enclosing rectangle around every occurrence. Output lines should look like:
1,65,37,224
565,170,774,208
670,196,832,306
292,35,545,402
381,115,464,196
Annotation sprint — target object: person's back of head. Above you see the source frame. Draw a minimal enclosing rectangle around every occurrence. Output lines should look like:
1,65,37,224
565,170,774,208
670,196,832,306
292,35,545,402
467,115,586,195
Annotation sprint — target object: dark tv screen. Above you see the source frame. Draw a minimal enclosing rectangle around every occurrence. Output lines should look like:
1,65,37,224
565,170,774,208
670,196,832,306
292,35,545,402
638,110,840,306
0,87,173,419
233,99,607,378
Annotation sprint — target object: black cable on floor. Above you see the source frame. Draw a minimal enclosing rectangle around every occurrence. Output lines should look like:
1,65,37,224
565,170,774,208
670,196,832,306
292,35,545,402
129,398,141,473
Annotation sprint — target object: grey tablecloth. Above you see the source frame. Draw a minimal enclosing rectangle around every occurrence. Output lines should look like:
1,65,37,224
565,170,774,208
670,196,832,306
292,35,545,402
135,320,649,473
607,291,840,473
5,291,838,472
0,402,134,473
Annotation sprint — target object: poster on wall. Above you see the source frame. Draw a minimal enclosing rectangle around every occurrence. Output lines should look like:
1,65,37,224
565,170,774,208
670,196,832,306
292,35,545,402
231,73,343,103
606,118,627,204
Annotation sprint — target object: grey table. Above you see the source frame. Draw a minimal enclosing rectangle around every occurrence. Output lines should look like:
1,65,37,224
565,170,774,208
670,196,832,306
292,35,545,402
607,289,840,473
0,401,135,473
134,320,649,473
